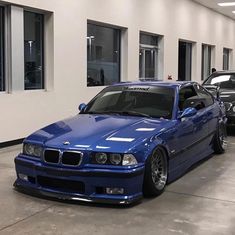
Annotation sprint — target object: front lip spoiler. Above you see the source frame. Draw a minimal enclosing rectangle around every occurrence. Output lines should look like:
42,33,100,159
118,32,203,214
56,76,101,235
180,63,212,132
13,181,142,205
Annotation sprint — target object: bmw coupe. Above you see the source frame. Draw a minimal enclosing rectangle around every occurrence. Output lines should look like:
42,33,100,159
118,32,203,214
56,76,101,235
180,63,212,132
14,81,227,204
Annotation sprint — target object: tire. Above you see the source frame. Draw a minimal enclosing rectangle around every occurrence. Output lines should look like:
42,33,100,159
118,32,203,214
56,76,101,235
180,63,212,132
213,123,227,154
143,147,168,197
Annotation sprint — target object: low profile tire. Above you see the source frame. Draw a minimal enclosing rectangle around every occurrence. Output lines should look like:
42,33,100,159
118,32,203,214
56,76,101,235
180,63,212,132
213,123,227,154
143,147,168,197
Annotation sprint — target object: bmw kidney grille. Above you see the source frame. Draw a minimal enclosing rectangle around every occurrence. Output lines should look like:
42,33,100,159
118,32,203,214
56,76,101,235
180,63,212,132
43,149,83,166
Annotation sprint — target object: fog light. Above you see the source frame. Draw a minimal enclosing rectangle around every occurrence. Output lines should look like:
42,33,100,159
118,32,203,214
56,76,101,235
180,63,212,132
106,187,124,195
19,173,28,181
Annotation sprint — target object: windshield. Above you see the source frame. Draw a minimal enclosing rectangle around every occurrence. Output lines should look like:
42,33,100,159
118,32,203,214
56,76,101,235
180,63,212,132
204,73,235,89
83,85,175,119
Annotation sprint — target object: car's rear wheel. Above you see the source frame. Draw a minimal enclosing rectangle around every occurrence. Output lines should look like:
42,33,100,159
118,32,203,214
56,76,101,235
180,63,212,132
143,147,168,197
213,122,227,154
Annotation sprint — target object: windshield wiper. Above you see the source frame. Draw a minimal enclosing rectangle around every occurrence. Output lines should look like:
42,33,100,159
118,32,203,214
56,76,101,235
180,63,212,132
85,110,152,118
119,110,152,118
85,110,121,115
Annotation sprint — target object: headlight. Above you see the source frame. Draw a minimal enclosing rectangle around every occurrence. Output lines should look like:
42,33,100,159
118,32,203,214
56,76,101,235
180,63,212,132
23,143,43,158
92,152,138,166
233,106,235,113
110,153,122,165
95,152,108,164
122,154,138,166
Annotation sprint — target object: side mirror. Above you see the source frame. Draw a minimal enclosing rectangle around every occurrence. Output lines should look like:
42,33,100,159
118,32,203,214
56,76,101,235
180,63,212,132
180,107,197,119
78,103,87,112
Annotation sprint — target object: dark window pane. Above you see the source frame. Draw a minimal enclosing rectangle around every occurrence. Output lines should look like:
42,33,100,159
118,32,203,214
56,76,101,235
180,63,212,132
87,23,120,86
223,48,230,70
201,44,212,81
144,50,155,77
0,7,4,92
178,41,192,81
140,34,158,46
24,11,44,90
205,73,235,89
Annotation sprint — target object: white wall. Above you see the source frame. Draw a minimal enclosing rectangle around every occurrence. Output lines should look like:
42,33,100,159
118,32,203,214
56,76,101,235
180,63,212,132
1,0,235,142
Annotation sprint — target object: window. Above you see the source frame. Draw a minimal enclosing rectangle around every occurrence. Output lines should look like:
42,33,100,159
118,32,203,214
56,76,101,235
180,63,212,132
223,48,231,70
87,23,120,87
178,41,192,81
85,86,175,119
24,11,44,90
201,44,213,80
139,33,159,79
194,84,214,107
178,86,197,111
204,73,235,89
0,7,4,92
179,85,213,111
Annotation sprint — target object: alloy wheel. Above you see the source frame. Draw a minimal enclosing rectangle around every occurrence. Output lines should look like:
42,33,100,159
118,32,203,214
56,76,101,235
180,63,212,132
151,149,167,190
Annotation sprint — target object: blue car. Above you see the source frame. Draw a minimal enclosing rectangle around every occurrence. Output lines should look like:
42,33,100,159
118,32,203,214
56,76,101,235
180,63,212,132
14,81,227,204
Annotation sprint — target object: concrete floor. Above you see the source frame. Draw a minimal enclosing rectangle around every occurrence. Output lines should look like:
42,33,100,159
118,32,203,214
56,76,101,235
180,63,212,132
1,137,235,235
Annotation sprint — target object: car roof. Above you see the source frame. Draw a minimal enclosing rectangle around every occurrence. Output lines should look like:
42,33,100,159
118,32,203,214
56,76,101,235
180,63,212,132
212,70,235,75
112,80,198,89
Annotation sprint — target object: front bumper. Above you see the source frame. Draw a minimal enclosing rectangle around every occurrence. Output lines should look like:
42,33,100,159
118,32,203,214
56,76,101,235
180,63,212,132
14,156,144,205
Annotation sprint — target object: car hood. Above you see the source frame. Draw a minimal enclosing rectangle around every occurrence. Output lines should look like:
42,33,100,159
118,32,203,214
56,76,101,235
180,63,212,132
27,114,174,152
219,89,235,103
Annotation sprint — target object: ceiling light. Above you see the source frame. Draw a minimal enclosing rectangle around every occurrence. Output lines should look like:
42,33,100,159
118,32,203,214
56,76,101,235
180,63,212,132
218,2,235,7
232,11,235,13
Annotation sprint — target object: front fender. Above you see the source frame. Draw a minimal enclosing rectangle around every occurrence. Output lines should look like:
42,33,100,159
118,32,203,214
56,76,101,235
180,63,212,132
130,135,170,164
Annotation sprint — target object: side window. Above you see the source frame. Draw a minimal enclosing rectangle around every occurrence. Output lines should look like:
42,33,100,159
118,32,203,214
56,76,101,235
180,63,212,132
178,86,197,111
194,84,214,107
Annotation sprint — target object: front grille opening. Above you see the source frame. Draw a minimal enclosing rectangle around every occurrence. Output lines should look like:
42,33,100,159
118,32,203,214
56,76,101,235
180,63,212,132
96,187,105,194
44,150,60,164
37,176,85,193
62,152,82,166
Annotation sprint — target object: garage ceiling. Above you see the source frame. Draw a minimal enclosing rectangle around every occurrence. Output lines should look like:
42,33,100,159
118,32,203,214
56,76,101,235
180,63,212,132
193,0,235,20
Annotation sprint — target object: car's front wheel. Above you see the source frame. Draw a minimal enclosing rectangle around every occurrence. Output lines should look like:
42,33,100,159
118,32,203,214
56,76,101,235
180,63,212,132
143,147,168,197
213,122,227,154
